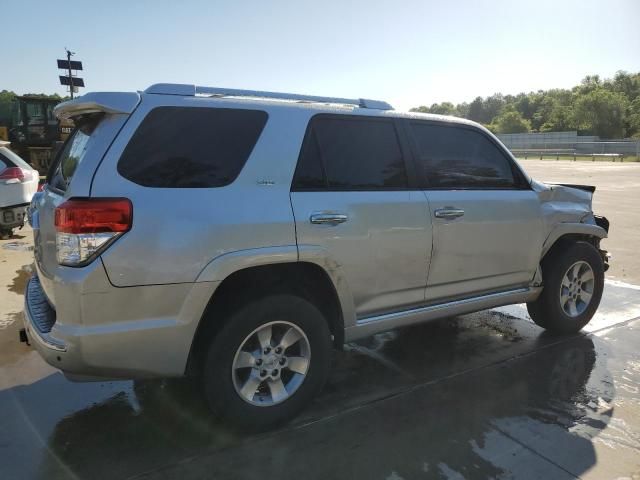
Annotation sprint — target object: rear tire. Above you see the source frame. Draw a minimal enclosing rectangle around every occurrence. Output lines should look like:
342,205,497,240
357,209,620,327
202,294,332,431
527,241,604,333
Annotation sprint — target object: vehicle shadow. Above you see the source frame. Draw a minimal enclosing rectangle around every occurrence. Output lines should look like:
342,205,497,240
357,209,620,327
15,315,610,480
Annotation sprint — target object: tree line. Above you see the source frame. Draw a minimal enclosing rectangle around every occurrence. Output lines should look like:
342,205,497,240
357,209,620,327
0,90,65,126
411,71,640,139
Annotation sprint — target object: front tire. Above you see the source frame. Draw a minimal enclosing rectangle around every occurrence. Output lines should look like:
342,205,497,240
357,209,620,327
527,241,604,333
202,294,332,430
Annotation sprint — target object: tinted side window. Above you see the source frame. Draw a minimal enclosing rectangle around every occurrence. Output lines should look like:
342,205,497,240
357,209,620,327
118,107,267,188
292,116,408,190
410,123,515,189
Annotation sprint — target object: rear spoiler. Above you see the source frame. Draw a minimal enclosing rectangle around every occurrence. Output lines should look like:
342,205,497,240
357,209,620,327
54,92,141,120
550,183,596,193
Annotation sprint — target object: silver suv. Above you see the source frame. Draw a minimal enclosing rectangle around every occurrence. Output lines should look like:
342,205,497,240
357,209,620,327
23,84,610,429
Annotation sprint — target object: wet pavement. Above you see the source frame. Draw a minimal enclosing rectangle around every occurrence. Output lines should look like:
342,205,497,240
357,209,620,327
2,259,640,479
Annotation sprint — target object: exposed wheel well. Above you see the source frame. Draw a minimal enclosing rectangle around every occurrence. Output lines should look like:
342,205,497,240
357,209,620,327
543,234,602,262
186,262,343,375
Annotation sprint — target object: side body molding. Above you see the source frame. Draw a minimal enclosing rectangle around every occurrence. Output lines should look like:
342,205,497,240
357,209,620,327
541,222,607,258
195,244,357,330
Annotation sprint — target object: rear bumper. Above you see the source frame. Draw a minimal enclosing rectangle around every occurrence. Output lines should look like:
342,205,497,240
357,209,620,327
0,204,28,229
23,271,218,380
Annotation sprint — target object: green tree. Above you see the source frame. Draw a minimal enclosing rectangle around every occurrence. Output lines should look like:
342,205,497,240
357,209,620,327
490,106,531,133
456,102,470,118
410,102,461,117
482,94,506,123
428,102,457,116
607,71,640,101
575,75,602,95
0,90,16,126
574,89,628,138
627,97,640,138
540,104,576,132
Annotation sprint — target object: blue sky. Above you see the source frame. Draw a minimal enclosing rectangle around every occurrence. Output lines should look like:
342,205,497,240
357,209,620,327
4,0,640,110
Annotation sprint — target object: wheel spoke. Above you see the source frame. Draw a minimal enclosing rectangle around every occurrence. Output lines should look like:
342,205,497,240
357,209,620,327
567,299,578,316
287,356,309,374
257,325,273,350
235,351,256,369
240,374,262,401
560,291,570,306
579,290,592,305
279,327,303,350
580,269,594,284
571,263,582,281
268,378,288,403
561,276,571,289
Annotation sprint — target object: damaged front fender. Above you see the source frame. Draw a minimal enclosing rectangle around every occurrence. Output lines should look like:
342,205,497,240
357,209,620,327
531,180,608,259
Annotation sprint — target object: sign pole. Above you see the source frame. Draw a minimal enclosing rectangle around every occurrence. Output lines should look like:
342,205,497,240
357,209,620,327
67,49,74,99
58,49,84,96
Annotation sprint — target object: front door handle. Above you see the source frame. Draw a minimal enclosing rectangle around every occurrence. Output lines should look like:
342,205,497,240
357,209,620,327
310,213,348,225
434,208,465,219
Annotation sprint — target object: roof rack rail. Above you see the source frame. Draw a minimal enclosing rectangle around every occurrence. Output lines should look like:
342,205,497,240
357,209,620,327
144,83,393,110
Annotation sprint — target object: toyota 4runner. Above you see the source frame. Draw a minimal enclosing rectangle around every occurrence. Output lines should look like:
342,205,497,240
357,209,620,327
22,84,610,429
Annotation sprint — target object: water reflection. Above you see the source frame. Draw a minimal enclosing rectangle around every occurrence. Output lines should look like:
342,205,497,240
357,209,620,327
20,323,608,480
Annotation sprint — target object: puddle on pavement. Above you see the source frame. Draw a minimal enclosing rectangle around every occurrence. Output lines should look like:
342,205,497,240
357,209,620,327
8,264,33,295
2,241,33,252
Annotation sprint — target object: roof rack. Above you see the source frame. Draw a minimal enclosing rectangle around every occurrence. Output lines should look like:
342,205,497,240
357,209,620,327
144,83,393,110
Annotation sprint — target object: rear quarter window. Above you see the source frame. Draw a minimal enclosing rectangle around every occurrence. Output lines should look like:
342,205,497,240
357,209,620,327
117,107,268,188
49,114,102,192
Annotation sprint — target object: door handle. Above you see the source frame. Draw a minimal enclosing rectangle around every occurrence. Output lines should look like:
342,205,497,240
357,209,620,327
310,213,348,225
434,208,465,219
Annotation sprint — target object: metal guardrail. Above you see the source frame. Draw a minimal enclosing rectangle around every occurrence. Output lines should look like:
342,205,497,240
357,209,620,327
512,149,626,161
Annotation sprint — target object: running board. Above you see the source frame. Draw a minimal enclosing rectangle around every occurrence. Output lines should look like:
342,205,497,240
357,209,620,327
344,287,541,342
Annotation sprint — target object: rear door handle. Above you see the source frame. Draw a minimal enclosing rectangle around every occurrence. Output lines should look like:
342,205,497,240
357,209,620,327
310,213,348,225
434,208,465,219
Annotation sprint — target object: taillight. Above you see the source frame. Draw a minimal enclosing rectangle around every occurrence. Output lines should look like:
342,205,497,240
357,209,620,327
54,198,132,266
0,167,31,184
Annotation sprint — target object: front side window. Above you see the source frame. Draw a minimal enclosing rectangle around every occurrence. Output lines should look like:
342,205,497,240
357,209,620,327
118,107,268,188
410,122,516,189
292,116,408,190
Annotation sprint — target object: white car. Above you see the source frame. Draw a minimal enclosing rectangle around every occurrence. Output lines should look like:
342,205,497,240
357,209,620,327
0,141,39,238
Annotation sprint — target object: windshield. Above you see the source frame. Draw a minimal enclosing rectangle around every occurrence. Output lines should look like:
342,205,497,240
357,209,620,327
48,114,102,192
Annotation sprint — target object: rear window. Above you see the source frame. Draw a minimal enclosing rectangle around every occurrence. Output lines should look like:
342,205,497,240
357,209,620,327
117,107,268,188
49,114,101,192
